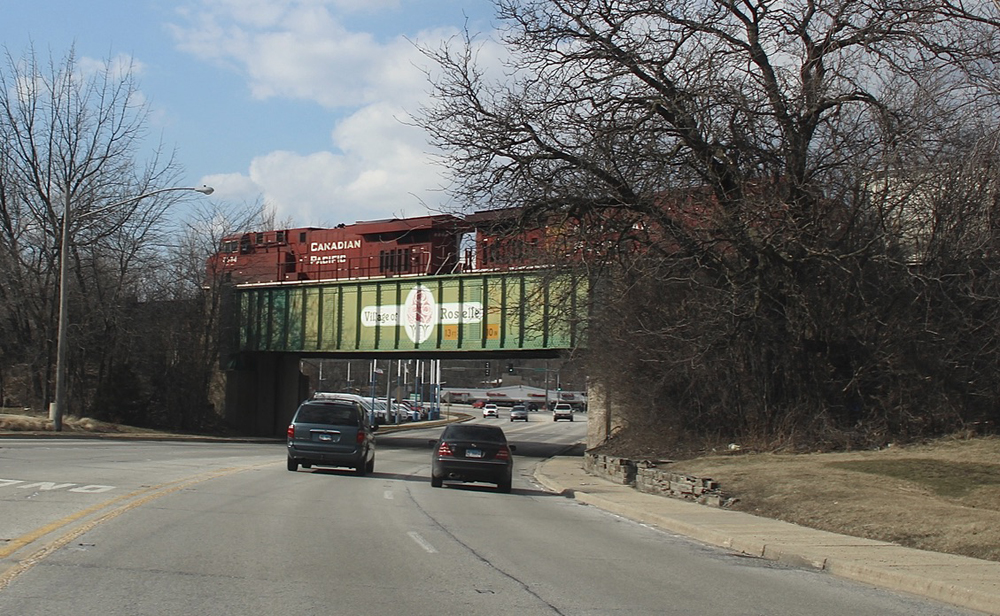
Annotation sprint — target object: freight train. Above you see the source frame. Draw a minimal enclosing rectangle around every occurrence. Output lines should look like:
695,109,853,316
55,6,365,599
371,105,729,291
206,214,472,285
206,203,661,286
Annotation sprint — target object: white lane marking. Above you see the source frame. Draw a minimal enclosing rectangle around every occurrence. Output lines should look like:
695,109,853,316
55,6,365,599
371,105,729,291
0,479,116,494
407,531,438,553
384,490,394,500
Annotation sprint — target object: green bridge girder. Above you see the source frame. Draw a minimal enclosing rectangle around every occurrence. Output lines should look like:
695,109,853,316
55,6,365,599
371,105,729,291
231,270,588,356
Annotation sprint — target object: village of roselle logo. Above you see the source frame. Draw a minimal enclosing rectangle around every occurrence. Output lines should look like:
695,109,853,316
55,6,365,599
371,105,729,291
360,284,484,344
404,285,436,344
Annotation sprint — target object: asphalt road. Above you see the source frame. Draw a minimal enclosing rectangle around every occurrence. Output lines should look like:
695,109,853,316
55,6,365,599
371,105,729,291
0,412,982,615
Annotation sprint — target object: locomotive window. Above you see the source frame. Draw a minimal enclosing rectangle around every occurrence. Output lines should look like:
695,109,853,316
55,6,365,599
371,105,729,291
397,230,431,244
221,240,239,253
299,232,307,243
276,231,287,243
379,249,395,273
255,233,265,244
378,248,412,274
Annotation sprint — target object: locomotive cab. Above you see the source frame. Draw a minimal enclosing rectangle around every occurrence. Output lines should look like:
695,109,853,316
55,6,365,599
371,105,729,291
206,215,467,285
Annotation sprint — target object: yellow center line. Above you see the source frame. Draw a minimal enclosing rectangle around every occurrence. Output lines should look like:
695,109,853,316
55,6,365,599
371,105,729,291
0,461,278,592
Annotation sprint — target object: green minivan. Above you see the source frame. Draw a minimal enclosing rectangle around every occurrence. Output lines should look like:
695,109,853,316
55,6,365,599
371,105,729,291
286,394,377,475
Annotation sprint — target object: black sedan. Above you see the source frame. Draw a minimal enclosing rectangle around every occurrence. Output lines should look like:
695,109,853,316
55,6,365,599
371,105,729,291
429,424,516,492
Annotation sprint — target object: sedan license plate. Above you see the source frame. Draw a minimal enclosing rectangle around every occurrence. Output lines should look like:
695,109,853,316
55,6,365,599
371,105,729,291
466,448,483,458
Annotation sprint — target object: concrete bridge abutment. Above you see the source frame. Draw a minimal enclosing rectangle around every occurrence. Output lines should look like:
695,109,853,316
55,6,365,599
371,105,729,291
222,353,308,437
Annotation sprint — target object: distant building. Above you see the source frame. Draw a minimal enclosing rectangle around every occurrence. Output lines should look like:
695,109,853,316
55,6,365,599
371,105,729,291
442,385,586,409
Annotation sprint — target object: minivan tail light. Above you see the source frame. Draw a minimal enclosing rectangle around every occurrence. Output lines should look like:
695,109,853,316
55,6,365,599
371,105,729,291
286,424,295,439
437,442,454,457
495,446,510,461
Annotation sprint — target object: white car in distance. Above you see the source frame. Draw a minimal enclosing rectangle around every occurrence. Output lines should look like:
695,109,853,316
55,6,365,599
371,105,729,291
552,403,574,422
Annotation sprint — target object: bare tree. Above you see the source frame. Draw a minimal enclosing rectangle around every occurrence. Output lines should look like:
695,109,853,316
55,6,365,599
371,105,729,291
418,1,1000,448
0,44,185,417
162,199,269,429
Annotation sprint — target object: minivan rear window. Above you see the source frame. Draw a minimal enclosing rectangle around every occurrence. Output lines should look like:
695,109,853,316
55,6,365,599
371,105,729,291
295,402,359,426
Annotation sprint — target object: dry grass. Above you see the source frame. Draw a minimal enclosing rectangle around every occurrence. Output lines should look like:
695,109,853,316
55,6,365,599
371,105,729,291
671,436,1000,562
0,409,162,434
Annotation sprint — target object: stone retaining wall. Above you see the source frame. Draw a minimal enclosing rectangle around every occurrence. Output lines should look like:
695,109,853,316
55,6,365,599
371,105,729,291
583,451,637,484
584,452,735,508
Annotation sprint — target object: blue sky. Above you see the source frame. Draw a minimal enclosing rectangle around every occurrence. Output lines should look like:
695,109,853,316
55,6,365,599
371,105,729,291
2,0,499,227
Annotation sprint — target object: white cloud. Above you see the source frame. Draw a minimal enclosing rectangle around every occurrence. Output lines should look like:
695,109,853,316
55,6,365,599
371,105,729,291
171,1,438,108
199,101,445,227
198,172,264,204
77,53,146,80
243,103,446,226
168,0,493,227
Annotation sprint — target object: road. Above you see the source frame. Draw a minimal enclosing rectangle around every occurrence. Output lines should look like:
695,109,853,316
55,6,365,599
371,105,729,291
0,410,982,615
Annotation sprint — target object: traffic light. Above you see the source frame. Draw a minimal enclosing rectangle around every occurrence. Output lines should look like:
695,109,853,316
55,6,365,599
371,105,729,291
507,362,514,373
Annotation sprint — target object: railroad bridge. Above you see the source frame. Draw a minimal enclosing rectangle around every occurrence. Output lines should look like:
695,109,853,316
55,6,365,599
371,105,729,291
218,269,590,436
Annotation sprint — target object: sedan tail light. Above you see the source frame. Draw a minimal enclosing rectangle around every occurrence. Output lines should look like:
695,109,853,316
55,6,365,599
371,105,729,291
437,442,454,457
495,446,511,461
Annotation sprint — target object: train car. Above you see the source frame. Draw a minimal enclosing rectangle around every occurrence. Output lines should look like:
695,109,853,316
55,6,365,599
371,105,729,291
207,214,469,285
468,206,656,271
466,208,552,271
466,207,615,270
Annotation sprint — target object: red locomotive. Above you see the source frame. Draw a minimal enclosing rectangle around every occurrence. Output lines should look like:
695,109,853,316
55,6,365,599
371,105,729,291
207,181,797,286
207,214,472,285
206,208,589,286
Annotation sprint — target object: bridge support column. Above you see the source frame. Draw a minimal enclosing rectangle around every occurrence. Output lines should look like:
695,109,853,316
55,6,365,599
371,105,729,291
222,353,308,437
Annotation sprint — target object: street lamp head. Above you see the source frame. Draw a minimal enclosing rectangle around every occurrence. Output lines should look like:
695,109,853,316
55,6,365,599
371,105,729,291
195,185,214,195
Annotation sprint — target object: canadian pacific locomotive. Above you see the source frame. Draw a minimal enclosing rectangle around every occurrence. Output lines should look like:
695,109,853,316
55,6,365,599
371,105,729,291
204,206,577,286
206,214,474,285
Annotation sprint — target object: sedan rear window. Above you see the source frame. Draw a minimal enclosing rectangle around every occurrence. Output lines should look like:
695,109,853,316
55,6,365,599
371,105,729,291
295,403,359,426
443,425,506,442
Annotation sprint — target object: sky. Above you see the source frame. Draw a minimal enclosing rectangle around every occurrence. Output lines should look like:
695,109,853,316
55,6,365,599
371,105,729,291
1,0,500,228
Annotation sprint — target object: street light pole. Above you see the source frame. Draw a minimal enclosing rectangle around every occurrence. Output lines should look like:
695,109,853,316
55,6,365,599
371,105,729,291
50,184,214,431
52,185,73,431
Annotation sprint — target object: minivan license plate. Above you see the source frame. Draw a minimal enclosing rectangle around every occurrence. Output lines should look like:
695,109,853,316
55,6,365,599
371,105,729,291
466,448,483,458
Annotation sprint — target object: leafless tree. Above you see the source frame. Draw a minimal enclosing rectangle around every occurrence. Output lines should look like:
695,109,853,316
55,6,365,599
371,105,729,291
159,199,270,429
418,1,1000,448
0,45,185,417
